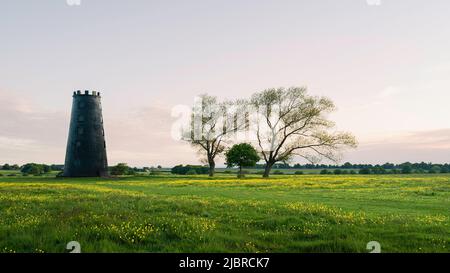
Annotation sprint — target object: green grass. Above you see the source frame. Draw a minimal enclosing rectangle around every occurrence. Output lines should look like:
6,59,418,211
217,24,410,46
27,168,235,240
0,173,449,253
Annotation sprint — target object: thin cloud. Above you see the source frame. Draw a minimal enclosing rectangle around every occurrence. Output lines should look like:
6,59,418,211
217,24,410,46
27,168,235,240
344,129,450,164
0,136,36,150
378,86,402,99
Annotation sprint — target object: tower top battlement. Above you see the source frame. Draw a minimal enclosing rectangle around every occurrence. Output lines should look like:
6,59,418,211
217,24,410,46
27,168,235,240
73,90,101,97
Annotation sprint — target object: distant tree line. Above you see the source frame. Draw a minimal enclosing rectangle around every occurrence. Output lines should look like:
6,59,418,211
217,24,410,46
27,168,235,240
171,165,210,175
1,163,64,171
0,163,63,176
3,161,450,177
0,163,169,177
251,162,450,174
109,163,166,175
0,164,20,170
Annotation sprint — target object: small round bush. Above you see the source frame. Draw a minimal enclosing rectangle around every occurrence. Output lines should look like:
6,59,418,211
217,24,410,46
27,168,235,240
295,171,304,175
359,168,371,175
186,169,197,175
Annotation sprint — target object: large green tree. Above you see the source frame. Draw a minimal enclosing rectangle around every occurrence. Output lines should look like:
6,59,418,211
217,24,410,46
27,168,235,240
225,143,260,178
250,87,357,178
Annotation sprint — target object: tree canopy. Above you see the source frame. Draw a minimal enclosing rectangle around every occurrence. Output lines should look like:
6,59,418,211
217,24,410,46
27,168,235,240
182,94,246,177
250,87,357,177
225,143,260,178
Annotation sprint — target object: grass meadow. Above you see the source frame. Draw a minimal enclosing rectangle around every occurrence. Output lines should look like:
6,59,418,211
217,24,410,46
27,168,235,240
0,172,449,253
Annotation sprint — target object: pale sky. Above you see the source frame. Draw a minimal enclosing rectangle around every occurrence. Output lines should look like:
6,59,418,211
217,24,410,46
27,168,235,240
1,0,450,167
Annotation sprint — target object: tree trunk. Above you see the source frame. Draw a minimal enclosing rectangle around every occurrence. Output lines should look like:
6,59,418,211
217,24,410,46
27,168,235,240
208,159,215,177
263,162,274,178
238,166,243,178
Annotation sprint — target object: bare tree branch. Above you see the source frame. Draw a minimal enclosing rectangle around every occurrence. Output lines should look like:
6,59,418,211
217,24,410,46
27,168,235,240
250,87,357,177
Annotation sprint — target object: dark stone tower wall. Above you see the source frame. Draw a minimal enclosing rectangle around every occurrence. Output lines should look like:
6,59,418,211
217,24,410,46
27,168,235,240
63,90,109,177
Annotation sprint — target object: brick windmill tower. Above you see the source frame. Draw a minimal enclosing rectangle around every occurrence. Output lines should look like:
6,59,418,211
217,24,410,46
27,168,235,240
63,90,109,177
